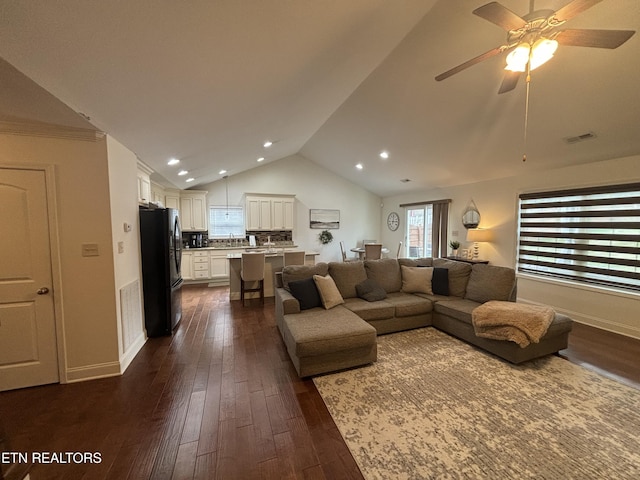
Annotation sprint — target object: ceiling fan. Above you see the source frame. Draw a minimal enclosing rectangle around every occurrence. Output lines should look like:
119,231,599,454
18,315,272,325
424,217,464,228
435,0,636,94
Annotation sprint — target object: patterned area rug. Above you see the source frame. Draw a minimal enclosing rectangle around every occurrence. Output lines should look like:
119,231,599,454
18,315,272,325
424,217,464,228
313,328,640,479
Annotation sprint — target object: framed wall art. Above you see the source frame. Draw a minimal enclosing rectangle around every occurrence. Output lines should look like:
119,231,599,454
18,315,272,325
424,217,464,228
309,209,340,229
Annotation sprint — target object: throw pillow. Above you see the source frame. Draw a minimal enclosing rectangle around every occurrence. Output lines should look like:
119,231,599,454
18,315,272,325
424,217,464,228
431,267,449,296
288,277,322,310
401,265,434,295
313,274,345,309
355,278,387,302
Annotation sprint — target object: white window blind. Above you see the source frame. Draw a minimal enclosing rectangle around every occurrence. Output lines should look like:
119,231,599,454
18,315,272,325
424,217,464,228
209,206,245,238
517,183,640,292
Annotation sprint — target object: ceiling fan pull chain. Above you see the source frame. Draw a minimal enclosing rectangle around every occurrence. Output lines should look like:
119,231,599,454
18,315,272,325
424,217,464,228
522,66,532,162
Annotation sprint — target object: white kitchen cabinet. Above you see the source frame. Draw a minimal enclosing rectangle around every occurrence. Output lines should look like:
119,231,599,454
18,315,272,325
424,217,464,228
192,250,210,280
181,251,193,280
272,197,295,230
246,195,295,230
210,251,229,279
181,191,208,231
136,162,152,204
150,182,165,204
164,189,181,210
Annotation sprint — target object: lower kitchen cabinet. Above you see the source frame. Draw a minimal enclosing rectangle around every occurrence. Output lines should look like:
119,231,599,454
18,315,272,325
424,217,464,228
181,251,193,280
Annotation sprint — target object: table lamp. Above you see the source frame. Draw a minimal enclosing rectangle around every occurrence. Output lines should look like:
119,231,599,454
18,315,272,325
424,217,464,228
466,228,492,259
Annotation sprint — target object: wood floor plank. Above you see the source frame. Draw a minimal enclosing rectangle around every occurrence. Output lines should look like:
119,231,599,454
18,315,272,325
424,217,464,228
1,284,637,480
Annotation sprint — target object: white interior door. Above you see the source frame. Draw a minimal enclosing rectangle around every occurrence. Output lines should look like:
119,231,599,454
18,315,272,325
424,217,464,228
0,167,59,391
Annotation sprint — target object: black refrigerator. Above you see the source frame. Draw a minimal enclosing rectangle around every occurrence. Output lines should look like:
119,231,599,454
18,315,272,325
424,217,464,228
139,207,183,336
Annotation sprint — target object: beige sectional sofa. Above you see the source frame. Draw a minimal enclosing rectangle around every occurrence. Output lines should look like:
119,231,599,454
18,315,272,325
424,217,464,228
274,258,573,377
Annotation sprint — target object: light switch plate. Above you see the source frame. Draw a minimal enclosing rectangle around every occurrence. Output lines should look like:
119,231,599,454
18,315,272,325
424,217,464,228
82,243,99,257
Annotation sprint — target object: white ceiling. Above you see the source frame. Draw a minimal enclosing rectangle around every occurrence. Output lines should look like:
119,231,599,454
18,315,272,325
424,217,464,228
1,0,638,197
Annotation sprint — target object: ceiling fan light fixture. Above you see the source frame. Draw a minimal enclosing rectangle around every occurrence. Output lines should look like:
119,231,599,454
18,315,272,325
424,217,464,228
505,44,531,72
529,38,558,70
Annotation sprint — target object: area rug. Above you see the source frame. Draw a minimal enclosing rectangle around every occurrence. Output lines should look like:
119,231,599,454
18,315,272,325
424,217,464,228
313,328,640,480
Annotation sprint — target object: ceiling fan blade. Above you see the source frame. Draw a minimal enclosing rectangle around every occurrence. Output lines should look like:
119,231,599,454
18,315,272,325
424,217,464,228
472,2,527,31
498,71,521,94
554,0,604,22
555,29,636,48
435,46,505,81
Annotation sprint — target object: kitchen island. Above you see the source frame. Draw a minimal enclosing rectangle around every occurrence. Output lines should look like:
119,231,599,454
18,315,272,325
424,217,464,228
227,251,319,301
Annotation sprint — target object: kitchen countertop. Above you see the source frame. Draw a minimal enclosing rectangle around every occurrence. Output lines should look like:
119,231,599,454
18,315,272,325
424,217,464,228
226,251,319,259
183,244,298,251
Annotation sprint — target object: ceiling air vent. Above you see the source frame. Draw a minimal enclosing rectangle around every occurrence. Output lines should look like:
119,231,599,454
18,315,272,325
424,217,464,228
400,178,411,183
564,132,596,144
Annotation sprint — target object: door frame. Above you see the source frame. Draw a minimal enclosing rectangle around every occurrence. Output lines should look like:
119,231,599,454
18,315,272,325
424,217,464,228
0,162,68,385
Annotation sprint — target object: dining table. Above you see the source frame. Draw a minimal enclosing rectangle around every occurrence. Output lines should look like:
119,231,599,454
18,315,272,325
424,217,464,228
350,246,390,260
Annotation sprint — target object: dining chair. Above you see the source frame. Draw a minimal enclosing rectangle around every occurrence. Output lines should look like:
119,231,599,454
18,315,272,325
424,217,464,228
240,252,265,306
339,241,357,262
364,243,382,260
396,241,403,258
283,250,305,266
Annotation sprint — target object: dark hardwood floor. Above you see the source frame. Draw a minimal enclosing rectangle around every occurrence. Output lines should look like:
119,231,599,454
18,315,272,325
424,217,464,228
1,285,638,480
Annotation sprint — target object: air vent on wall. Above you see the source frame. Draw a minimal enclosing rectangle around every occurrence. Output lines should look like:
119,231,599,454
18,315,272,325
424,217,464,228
564,132,596,144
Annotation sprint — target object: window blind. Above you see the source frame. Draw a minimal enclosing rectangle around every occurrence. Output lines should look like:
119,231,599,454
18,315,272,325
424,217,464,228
517,183,640,292
209,206,245,238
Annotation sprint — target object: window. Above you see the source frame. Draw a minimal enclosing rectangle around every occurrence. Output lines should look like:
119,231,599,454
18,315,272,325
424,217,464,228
209,206,245,238
400,199,450,258
517,183,640,292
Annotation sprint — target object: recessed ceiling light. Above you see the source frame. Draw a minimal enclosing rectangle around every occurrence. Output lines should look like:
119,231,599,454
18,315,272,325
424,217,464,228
263,141,273,148
178,170,188,176
379,151,389,159
257,157,265,162
186,178,195,183
219,169,227,175
168,158,180,165
356,163,363,170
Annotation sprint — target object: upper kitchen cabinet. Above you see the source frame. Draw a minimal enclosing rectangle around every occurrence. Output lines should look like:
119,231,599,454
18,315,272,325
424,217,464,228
246,194,295,230
181,190,208,231
136,161,153,204
150,182,165,204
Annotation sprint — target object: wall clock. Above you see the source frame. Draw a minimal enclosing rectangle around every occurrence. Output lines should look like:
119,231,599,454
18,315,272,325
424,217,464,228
387,212,400,231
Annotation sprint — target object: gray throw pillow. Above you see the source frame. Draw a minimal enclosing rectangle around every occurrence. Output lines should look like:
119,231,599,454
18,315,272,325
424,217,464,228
355,278,387,302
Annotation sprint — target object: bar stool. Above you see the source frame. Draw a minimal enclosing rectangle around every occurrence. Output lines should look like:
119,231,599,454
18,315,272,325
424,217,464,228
364,243,382,260
240,252,265,306
283,250,305,266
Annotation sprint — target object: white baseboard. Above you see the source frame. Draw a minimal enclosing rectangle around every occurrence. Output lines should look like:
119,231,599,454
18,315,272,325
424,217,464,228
119,333,147,373
64,361,122,383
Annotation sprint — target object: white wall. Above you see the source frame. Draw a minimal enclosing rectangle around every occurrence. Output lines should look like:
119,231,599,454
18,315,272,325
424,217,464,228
199,154,382,263
381,155,640,339
106,136,146,371
0,132,123,381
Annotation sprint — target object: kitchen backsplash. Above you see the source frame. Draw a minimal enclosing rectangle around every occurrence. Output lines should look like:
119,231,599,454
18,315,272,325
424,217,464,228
203,230,293,248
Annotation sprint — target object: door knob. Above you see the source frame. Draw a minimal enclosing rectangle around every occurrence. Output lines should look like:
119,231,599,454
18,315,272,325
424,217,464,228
37,287,50,295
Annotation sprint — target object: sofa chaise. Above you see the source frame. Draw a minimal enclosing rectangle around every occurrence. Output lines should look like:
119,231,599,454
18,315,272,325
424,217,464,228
274,258,573,377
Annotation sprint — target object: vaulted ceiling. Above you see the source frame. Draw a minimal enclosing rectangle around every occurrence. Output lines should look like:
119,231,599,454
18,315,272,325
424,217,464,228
1,0,638,197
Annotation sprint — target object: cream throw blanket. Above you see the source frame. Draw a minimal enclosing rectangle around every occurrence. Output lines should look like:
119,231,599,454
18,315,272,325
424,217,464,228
472,301,555,348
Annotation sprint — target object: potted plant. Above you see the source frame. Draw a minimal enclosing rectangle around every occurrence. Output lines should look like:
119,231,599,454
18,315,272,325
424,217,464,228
449,240,460,257
318,230,333,245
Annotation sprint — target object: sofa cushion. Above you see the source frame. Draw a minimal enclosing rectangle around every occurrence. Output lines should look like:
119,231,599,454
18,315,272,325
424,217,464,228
343,298,395,321
288,277,322,310
364,258,402,293
355,278,387,302
401,265,434,294
282,262,329,291
384,292,433,318
464,264,516,303
328,261,368,299
434,298,482,324
313,274,345,309
432,258,472,297
398,258,434,268
432,267,449,296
